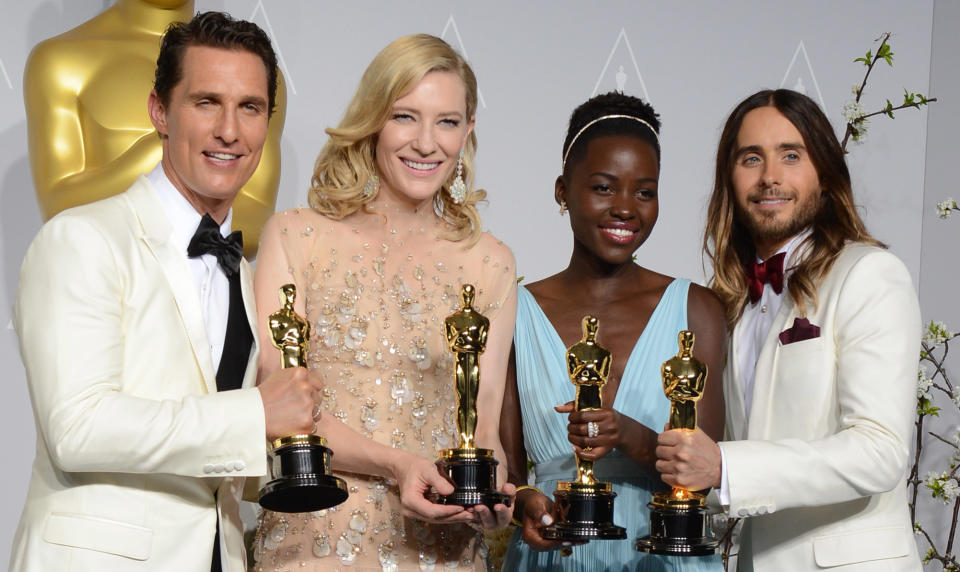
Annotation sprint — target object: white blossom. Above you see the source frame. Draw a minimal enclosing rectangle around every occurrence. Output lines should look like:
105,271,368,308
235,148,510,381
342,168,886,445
842,101,870,143
937,197,957,219
842,101,868,122
924,320,954,346
918,367,933,400
925,471,960,505
851,84,861,96
943,480,960,503
952,386,960,409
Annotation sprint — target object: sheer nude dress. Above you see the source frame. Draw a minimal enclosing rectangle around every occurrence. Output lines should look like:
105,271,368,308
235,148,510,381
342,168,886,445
252,206,516,572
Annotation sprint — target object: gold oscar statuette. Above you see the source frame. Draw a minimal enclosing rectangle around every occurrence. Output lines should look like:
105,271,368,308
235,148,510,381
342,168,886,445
542,316,626,541
432,284,509,509
637,330,719,555
258,284,348,512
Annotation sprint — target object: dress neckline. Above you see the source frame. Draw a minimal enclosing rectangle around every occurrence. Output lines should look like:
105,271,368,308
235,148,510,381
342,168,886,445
518,280,679,411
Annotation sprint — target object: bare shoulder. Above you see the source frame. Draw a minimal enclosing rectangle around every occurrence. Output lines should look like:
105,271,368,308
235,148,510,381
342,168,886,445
687,282,724,318
264,207,331,233
474,231,517,267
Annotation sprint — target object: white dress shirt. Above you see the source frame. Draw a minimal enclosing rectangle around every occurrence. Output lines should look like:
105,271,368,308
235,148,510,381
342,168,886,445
148,163,232,373
718,228,812,506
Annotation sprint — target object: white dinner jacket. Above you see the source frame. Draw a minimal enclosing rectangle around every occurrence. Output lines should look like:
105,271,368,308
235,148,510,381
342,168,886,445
720,243,922,571
10,176,267,572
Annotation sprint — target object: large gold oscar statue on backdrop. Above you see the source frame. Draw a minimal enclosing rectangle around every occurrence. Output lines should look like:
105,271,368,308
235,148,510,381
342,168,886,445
637,330,719,555
23,0,285,257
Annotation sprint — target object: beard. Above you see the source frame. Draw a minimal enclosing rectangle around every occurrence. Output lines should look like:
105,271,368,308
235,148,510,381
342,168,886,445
735,187,822,246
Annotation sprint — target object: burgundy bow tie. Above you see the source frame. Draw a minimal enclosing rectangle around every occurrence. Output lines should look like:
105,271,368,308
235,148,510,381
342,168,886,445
745,252,785,304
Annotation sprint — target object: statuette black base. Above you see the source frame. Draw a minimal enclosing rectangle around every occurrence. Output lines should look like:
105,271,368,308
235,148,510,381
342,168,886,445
636,500,718,556
541,482,626,541
431,447,510,510
259,435,348,513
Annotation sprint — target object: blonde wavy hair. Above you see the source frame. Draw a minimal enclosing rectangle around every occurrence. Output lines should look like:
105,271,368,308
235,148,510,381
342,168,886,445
307,34,485,246
703,89,883,329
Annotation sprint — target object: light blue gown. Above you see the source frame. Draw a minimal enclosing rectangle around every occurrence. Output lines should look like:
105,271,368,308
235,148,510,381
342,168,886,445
502,281,722,571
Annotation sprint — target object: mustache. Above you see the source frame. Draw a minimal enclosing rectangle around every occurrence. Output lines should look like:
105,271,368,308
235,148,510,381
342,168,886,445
747,187,796,201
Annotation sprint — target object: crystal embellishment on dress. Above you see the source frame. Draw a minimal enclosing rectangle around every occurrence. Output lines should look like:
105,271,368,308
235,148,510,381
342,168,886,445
312,534,331,558
264,519,287,551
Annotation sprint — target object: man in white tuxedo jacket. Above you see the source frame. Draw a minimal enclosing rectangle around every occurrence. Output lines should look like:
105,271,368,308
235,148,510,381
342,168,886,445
656,89,922,571
11,12,322,572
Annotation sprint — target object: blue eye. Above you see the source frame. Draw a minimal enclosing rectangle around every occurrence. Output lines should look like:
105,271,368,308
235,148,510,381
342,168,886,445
392,113,413,122
440,118,460,127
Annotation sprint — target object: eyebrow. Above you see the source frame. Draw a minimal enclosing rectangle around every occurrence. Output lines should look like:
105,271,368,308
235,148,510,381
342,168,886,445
735,142,806,157
391,106,465,119
589,171,658,184
188,92,268,108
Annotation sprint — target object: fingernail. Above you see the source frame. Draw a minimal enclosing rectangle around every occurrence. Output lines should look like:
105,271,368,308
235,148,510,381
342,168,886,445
541,514,553,526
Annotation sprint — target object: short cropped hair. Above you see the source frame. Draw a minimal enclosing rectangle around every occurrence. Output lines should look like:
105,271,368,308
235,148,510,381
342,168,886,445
154,11,279,116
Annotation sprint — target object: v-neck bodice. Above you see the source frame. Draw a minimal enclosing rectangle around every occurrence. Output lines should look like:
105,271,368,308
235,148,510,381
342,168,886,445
513,279,690,466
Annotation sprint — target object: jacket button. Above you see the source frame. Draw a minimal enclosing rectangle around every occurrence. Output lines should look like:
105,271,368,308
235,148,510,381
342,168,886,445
213,463,225,473
203,463,214,474
235,460,246,471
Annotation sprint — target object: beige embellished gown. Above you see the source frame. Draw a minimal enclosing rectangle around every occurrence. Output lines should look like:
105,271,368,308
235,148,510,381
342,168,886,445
252,206,516,572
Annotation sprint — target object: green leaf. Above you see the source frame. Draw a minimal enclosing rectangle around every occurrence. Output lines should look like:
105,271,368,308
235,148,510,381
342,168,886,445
877,41,894,66
885,100,895,118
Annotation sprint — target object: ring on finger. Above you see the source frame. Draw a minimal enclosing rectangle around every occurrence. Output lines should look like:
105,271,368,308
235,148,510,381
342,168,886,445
312,403,322,420
311,420,319,435
587,421,599,439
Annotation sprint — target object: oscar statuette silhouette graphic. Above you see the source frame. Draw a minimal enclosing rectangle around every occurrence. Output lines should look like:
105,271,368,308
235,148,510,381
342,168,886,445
542,316,626,540
637,330,719,555
258,284,348,512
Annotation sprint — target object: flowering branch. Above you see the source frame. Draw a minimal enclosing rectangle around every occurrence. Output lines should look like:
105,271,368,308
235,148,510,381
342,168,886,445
913,322,960,569
840,33,937,151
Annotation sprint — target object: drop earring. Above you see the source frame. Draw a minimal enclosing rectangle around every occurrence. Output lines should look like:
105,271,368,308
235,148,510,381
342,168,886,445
559,201,567,215
362,174,379,198
449,150,466,204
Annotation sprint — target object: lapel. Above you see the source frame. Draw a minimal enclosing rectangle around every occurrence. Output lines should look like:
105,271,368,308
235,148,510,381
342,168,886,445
127,177,218,394
239,259,260,388
724,319,747,441
745,293,797,437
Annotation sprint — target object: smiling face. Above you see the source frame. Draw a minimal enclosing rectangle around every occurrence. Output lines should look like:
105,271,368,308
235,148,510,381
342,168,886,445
374,71,474,207
557,134,660,266
148,45,270,220
731,106,823,258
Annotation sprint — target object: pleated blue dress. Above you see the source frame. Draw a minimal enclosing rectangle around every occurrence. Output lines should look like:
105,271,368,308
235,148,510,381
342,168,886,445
502,281,722,571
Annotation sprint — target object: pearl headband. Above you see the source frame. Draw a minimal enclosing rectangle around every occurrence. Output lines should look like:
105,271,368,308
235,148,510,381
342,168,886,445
561,114,661,171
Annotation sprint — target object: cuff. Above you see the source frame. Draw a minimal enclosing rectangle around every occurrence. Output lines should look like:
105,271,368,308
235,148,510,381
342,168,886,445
717,441,731,508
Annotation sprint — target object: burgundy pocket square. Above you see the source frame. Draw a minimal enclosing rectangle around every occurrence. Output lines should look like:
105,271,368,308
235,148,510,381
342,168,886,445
779,317,821,345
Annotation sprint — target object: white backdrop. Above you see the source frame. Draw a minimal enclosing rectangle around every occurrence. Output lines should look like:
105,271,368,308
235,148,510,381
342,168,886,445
0,0,957,565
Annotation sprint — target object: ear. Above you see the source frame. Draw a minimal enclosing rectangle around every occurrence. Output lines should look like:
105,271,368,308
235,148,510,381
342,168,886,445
147,90,168,136
461,115,476,147
554,176,566,207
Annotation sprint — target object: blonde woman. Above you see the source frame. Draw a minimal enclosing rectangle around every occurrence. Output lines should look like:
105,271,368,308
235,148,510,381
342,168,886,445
252,35,516,571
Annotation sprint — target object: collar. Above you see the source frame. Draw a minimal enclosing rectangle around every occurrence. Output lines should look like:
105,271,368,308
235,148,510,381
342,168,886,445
148,162,233,253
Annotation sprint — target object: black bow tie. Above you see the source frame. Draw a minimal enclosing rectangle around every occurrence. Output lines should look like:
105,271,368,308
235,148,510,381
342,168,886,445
187,214,243,277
